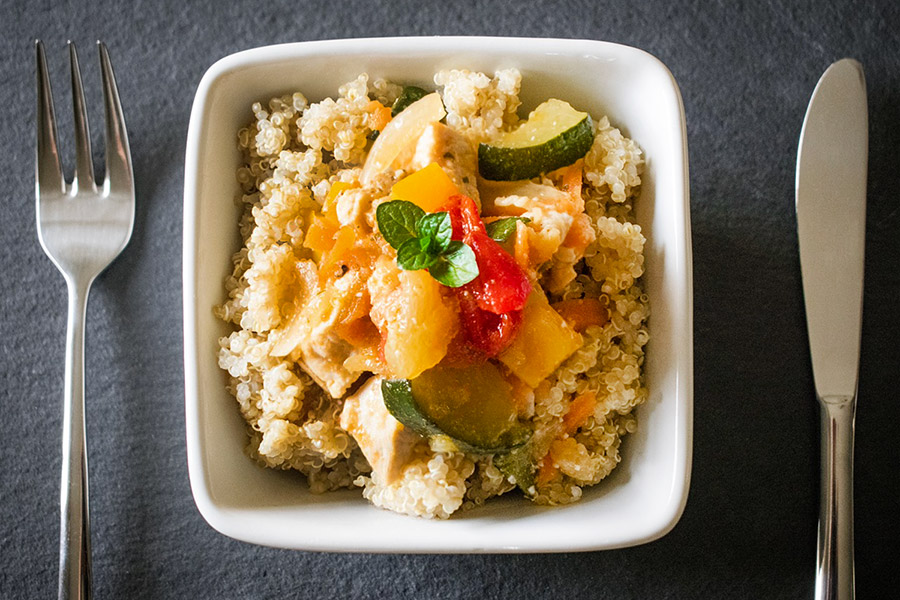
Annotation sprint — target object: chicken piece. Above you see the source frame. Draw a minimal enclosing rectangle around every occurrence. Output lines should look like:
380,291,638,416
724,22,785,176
339,376,420,484
335,187,373,229
493,193,574,267
544,212,596,293
479,179,587,272
410,122,480,206
479,179,571,216
294,305,358,399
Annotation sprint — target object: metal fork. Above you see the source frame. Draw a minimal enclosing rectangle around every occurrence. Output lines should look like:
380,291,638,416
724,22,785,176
35,40,134,600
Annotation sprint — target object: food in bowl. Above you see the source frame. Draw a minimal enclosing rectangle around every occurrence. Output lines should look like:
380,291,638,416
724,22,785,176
215,68,648,519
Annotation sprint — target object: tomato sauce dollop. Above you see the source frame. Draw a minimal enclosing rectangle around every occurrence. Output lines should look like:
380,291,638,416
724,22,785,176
441,195,532,356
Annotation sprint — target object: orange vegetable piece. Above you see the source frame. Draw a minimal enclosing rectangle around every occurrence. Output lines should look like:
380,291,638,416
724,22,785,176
335,314,379,347
563,213,596,253
535,454,558,487
304,182,353,257
373,267,459,379
366,100,392,131
551,298,609,332
562,390,597,434
304,214,340,256
339,287,372,326
390,162,459,213
326,181,352,203
560,159,583,202
317,225,358,282
513,220,530,271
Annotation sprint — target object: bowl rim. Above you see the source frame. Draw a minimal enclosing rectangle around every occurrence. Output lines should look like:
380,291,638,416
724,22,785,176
183,35,692,553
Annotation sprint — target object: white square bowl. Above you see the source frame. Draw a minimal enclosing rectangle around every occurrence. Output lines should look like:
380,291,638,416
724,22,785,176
183,36,692,553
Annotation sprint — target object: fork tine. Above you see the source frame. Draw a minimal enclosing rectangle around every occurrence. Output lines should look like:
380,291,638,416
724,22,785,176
68,41,96,192
36,40,65,196
97,42,133,195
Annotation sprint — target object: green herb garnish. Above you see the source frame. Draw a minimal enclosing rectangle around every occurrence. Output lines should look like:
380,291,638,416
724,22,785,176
416,212,452,254
485,217,531,242
376,200,479,287
427,241,479,287
376,200,422,248
396,237,439,270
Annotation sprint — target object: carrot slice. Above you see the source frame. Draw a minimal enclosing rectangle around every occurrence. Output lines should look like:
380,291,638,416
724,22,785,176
551,298,609,333
513,221,531,271
535,454,558,487
304,214,339,256
335,314,379,346
562,212,596,252
560,159,583,202
366,100,392,131
317,225,358,282
562,390,597,434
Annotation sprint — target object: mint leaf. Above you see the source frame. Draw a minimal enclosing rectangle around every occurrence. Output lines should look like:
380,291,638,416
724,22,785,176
485,217,531,242
397,237,438,271
376,200,425,249
376,201,480,288
416,212,452,254
428,240,479,287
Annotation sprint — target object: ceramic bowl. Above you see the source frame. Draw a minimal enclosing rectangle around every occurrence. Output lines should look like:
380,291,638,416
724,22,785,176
183,36,692,552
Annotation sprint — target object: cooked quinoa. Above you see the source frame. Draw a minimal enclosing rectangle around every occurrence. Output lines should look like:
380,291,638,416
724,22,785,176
216,69,648,519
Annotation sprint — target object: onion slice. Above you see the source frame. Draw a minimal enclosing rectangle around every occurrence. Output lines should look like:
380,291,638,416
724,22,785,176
361,92,446,185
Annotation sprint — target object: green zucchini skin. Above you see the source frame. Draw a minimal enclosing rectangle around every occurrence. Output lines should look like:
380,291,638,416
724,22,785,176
478,115,594,181
391,85,429,116
493,444,536,494
381,378,530,456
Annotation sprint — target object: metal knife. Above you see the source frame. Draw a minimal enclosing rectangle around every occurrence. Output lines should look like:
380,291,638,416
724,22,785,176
796,59,867,600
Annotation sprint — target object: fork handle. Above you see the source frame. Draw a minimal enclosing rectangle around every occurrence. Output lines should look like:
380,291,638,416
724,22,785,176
815,395,856,600
59,277,93,600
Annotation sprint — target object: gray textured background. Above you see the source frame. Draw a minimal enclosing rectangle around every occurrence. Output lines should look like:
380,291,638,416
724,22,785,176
2,0,899,598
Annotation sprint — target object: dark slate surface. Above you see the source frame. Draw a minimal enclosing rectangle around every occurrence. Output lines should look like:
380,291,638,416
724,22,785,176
2,0,899,598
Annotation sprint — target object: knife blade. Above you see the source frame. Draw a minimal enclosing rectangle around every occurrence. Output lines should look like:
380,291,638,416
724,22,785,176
797,59,867,401
796,58,867,600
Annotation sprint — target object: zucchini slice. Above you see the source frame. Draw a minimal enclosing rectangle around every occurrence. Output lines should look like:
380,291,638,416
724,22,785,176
391,85,429,116
381,378,530,455
494,444,535,494
478,99,594,181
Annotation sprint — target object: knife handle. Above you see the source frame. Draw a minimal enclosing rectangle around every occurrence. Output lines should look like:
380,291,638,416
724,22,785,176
815,395,856,600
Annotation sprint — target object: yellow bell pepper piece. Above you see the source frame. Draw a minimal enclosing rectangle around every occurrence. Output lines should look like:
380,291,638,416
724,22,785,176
390,162,459,212
498,288,583,388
